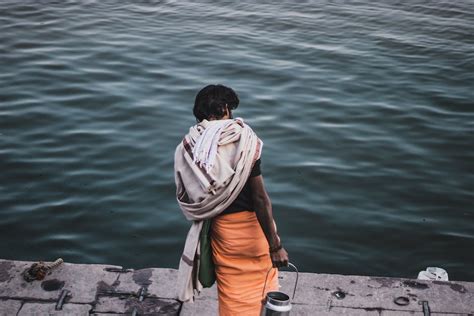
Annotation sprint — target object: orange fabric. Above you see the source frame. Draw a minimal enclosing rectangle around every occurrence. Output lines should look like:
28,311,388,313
211,211,279,316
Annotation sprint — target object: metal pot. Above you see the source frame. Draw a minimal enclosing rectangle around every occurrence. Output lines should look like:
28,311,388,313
261,263,298,316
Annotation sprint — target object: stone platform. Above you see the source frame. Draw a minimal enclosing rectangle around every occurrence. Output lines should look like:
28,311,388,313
0,259,473,315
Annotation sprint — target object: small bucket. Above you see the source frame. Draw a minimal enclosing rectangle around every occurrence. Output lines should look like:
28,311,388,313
261,263,298,316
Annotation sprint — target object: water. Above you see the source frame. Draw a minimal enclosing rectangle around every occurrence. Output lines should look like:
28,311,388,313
1,0,473,281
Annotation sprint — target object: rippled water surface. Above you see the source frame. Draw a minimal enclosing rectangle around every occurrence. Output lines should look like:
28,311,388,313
1,0,473,281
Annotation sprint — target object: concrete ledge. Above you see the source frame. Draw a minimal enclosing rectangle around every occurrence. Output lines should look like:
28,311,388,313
1,259,473,315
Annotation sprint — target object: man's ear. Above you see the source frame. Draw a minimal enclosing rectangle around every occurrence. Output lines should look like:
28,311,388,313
226,106,233,119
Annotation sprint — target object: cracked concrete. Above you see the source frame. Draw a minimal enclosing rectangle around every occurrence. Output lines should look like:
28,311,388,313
1,258,473,315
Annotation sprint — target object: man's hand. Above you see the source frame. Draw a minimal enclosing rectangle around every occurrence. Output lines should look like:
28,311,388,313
270,247,289,268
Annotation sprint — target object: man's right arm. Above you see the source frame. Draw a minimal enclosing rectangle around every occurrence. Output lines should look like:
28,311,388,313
249,175,289,268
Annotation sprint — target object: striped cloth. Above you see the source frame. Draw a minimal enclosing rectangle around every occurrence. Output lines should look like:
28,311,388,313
174,118,262,302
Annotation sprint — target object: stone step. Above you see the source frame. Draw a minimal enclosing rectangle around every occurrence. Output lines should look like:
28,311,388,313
1,259,472,315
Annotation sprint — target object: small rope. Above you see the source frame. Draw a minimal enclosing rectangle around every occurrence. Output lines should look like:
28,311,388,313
22,258,64,282
46,258,64,270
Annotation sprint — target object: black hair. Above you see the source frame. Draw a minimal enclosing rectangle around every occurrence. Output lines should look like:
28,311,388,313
193,84,239,122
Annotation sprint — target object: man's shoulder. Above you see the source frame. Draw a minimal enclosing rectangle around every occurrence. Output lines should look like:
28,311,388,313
174,139,185,157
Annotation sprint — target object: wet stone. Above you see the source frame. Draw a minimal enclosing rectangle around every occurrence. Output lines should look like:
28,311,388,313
114,268,182,300
368,277,401,289
132,268,153,287
41,279,65,291
402,280,430,290
93,296,181,315
96,280,119,296
433,280,468,294
125,297,181,315
0,261,14,283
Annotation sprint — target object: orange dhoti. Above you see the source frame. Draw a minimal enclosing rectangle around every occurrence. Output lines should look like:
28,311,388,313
211,211,279,316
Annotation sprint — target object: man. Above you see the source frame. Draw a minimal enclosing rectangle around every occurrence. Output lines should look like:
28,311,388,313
175,84,288,315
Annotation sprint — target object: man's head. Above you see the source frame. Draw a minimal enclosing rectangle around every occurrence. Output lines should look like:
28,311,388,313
193,84,239,122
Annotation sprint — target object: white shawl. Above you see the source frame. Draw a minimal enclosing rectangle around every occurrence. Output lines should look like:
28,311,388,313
174,118,262,302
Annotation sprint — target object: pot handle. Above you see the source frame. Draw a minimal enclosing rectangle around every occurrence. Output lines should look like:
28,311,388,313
261,262,299,300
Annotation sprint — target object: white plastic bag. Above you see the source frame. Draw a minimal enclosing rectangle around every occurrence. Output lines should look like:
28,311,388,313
417,267,449,281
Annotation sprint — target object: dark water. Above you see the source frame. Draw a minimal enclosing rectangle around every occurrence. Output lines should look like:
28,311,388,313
1,0,473,281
